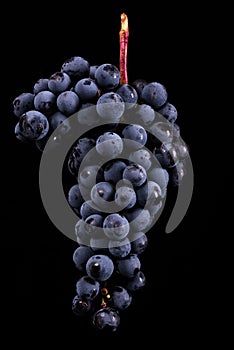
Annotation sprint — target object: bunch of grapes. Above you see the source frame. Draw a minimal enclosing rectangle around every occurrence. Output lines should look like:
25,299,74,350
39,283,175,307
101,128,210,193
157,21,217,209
12,14,190,334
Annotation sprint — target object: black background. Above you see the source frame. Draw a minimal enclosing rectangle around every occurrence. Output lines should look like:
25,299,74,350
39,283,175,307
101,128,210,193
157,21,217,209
3,0,212,345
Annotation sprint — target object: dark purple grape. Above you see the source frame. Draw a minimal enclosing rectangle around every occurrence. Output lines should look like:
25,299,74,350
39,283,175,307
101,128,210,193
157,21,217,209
18,110,49,140
135,103,155,126
48,71,71,94
78,164,103,190
125,270,146,291
13,92,34,118
96,92,125,122
68,137,96,176
158,102,178,123
72,294,92,316
130,232,148,254
135,180,162,208
95,63,120,90
108,238,131,258
80,200,102,220
74,78,99,102
170,161,187,186
122,124,147,149
61,56,90,79
92,307,120,332
116,84,138,108
73,246,94,272
68,184,84,209
86,254,114,281
153,142,179,169
116,254,141,278
103,160,126,184
131,78,147,101
33,78,49,94
90,181,115,209
142,82,168,109
77,102,99,126
148,167,169,198
14,122,29,143
34,90,57,115
75,219,90,246
56,90,80,116
109,286,132,310
114,186,136,210
103,213,129,240
129,149,152,170
124,207,151,232
76,276,100,300
89,65,99,79
122,163,147,187
84,214,104,237
49,111,67,131
96,131,123,158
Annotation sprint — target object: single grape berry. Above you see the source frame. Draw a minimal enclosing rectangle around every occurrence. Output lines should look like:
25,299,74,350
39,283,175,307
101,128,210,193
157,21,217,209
135,103,155,126
48,71,71,94
67,184,84,209
96,92,125,122
33,78,49,94
108,237,131,258
116,254,141,278
68,137,96,176
56,90,80,116
96,131,123,158
34,90,57,115
135,180,162,208
116,83,138,108
61,56,90,79
18,110,49,140
103,160,126,184
84,214,104,237
103,213,129,240
129,149,152,171
74,78,99,102
90,181,115,209
78,164,103,190
153,142,179,169
109,286,132,310
122,124,147,149
114,186,136,210
95,63,120,90
130,232,148,254
49,111,67,131
92,307,120,332
76,276,100,300
125,270,146,291
142,82,168,109
124,207,151,232
86,254,114,281
13,92,35,118
122,163,147,187
158,102,178,123
73,246,94,272
80,200,101,220
72,294,92,316
148,167,169,198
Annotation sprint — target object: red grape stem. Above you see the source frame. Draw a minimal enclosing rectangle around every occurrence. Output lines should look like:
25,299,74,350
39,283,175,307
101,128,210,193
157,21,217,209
119,13,129,85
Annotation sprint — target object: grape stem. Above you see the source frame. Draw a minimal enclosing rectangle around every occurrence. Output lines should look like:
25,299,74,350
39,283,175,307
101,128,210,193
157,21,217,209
119,13,129,85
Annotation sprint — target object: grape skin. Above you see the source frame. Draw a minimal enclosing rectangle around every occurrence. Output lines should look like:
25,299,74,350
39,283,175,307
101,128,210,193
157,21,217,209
13,92,35,118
